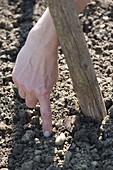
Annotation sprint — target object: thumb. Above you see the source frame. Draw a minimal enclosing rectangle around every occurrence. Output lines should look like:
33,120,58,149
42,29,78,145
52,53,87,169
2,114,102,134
39,95,52,137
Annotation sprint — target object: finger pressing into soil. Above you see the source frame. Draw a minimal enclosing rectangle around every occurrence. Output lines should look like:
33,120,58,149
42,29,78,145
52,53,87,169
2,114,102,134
39,96,52,137
25,93,38,108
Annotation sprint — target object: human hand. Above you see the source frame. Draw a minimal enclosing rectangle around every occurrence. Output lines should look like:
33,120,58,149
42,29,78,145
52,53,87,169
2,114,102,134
12,8,59,137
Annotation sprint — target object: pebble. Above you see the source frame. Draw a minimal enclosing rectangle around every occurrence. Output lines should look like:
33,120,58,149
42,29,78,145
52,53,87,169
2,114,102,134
33,155,42,163
31,115,39,125
76,153,81,159
24,110,33,118
70,143,76,151
80,164,88,170
0,121,7,131
58,150,63,157
90,1,96,6
55,133,66,146
45,156,53,164
91,161,98,167
106,165,113,170
103,16,109,21
56,120,63,128
21,130,35,142
1,55,7,60
105,98,112,110
91,152,100,161
6,21,13,31
100,24,106,29
21,161,33,170
102,130,107,141
97,77,102,84
34,150,42,155
46,166,59,170
65,151,72,162
0,19,5,28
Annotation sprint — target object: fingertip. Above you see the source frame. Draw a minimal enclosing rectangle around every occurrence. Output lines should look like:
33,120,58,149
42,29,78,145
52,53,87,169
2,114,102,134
25,94,37,108
43,131,51,137
26,102,37,108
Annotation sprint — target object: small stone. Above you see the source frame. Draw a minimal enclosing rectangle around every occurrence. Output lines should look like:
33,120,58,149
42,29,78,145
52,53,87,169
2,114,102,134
34,138,40,144
0,121,7,131
90,1,96,5
91,161,98,167
65,151,72,162
55,133,66,146
0,19,5,28
81,164,88,170
1,55,7,60
58,150,64,157
35,150,42,155
45,156,53,164
106,165,113,170
95,34,102,40
70,143,76,151
21,161,33,170
91,152,100,161
97,77,102,84
56,120,62,128
105,98,112,110
46,164,62,170
74,166,81,170
25,110,33,118
34,155,41,163
21,130,35,142
76,153,81,158
6,22,13,31
31,115,39,125
102,130,107,141
4,74,12,82
100,24,106,29
103,16,109,21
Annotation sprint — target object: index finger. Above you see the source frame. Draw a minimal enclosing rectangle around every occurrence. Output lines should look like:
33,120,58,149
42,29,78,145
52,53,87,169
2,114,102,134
39,95,52,137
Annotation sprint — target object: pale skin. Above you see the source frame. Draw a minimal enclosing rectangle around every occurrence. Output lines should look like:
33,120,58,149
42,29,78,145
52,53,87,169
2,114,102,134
12,0,90,137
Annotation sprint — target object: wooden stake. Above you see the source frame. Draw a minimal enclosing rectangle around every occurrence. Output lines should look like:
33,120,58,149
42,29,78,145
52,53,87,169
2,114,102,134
47,0,107,121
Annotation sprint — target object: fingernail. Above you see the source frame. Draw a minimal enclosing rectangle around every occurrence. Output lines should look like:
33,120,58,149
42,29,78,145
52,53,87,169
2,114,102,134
43,131,51,137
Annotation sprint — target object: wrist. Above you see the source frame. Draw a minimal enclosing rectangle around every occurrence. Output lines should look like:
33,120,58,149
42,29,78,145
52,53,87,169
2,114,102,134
27,8,59,49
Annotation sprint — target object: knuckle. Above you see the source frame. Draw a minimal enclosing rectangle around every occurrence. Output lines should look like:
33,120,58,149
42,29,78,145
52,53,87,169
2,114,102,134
26,97,37,108
26,101,35,108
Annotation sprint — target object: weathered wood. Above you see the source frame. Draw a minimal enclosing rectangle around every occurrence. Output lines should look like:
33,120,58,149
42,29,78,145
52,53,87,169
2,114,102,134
47,0,107,121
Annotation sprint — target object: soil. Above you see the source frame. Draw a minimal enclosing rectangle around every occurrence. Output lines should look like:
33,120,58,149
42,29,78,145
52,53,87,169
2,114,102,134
0,0,113,170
